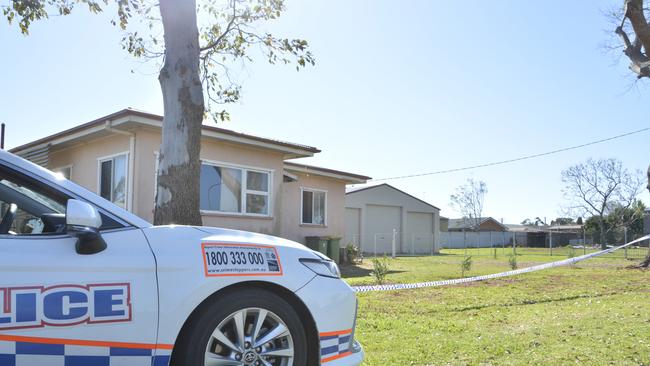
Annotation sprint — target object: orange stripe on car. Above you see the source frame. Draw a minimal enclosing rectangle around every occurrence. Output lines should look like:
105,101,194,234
322,351,353,363
319,329,352,337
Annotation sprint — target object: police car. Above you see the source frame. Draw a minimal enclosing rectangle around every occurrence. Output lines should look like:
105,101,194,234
0,149,363,366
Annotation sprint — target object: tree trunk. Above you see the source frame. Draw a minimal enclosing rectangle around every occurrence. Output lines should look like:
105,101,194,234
599,217,607,250
154,0,204,226
640,252,650,268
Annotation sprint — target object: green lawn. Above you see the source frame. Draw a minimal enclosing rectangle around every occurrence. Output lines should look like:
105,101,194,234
342,251,650,365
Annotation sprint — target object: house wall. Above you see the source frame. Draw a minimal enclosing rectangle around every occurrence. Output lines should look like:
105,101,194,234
46,128,348,244
440,217,449,231
280,172,347,244
49,134,131,197
479,220,507,232
126,128,286,235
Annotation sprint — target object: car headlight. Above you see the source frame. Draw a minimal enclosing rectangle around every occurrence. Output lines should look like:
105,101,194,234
300,258,341,278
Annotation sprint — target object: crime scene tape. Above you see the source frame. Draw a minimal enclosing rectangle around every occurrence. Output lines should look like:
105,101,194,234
352,234,650,293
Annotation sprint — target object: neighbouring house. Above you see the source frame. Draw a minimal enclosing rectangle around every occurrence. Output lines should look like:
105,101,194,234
504,224,547,247
439,216,449,231
505,223,584,247
446,217,508,232
10,108,370,245
547,224,584,246
344,183,441,255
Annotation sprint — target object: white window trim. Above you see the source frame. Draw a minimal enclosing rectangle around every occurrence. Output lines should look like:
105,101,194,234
300,187,327,226
199,159,273,218
97,151,130,210
51,164,73,180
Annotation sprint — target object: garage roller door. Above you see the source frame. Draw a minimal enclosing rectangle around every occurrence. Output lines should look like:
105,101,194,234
406,212,434,254
365,205,401,254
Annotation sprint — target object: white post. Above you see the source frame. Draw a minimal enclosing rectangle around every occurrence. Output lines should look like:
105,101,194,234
391,229,397,258
490,231,494,257
623,226,627,259
463,230,467,255
374,234,377,257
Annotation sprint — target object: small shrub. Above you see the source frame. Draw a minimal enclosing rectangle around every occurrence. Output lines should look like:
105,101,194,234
567,247,577,268
508,254,518,270
371,256,390,285
567,247,576,258
461,256,473,277
345,243,360,264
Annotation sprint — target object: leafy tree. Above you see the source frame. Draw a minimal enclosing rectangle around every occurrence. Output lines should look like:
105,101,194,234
521,217,546,226
2,0,314,225
450,179,488,230
583,200,645,244
561,158,643,249
551,217,575,226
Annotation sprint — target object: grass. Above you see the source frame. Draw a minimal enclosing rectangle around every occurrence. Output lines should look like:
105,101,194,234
342,250,650,365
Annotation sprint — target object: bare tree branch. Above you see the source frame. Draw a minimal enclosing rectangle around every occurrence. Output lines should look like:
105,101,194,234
562,158,643,248
616,0,650,78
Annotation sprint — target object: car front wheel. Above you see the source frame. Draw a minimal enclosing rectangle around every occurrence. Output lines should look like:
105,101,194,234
171,288,308,366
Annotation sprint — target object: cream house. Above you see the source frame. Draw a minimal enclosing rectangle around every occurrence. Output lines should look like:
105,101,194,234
10,108,370,244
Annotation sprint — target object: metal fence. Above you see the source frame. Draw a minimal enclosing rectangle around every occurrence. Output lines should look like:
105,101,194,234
343,230,437,257
438,230,649,260
343,230,649,260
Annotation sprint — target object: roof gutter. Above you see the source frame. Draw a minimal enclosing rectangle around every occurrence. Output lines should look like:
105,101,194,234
104,121,136,213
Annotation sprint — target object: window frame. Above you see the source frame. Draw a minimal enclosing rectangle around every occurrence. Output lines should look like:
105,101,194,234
199,159,273,218
300,187,327,226
96,151,130,210
52,164,73,180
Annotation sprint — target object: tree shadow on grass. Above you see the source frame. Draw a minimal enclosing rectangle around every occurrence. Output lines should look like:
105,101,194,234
453,291,621,312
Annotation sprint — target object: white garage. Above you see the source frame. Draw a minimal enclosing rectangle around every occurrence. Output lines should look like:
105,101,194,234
345,184,441,255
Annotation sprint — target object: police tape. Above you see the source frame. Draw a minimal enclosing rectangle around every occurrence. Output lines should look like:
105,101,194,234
352,234,650,293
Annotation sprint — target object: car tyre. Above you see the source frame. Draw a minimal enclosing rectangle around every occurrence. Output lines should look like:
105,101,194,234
171,287,308,366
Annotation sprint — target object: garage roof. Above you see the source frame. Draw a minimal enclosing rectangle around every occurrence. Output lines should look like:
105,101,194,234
346,183,440,210
284,162,371,184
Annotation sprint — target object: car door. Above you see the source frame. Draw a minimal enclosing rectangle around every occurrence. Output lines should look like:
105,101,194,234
0,165,162,366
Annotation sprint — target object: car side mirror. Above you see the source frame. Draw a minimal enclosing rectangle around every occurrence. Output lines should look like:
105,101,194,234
66,199,107,255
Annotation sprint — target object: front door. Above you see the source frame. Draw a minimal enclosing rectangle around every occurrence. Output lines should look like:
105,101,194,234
0,165,161,366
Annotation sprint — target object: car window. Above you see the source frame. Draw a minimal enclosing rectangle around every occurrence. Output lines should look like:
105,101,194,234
0,166,123,235
0,178,66,235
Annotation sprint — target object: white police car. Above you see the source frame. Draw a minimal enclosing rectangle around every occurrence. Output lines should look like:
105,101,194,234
0,149,363,366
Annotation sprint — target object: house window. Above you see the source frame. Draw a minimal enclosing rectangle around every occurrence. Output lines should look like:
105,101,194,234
302,189,326,225
200,162,271,216
53,166,72,180
98,153,128,208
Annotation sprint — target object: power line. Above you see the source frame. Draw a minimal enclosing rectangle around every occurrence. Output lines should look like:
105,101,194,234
370,126,650,182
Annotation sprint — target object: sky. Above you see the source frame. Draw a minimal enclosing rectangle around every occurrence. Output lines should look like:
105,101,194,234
1,0,649,224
